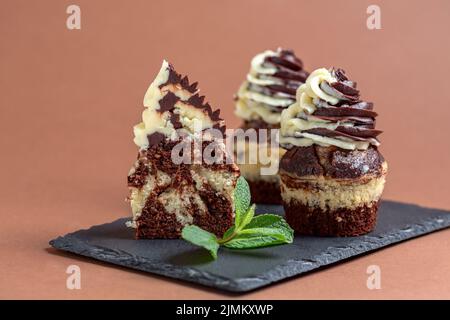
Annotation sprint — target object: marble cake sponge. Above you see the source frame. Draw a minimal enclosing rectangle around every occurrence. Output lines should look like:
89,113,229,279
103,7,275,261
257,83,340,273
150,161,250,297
279,145,387,236
127,138,240,239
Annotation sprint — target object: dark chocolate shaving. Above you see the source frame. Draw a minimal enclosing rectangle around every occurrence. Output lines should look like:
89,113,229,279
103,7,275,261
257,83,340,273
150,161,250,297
312,115,375,125
303,127,379,143
303,67,381,145
331,68,349,82
330,82,360,97
244,48,308,109
335,126,382,138
153,62,226,135
147,132,167,147
272,70,308,83
266,55,301,71
313,106,377,118
170,113,182,129
159,91,180,112
187,94,205,106
266,84,297,97
160,63,199,93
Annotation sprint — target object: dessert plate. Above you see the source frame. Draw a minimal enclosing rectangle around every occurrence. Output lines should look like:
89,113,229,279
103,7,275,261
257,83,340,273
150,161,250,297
49,201,450,293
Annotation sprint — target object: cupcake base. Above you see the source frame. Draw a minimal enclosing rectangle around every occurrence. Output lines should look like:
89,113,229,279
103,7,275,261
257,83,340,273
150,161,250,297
279,145,387,237
247,179,282,205
284,200,379,236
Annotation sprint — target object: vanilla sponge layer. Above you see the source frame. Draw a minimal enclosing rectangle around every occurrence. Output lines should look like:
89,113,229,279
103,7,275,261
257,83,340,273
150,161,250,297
280,163,387,211
236,141,286,183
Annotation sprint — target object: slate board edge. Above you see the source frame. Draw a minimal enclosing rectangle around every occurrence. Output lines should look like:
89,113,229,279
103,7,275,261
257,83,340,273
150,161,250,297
49,210,450,293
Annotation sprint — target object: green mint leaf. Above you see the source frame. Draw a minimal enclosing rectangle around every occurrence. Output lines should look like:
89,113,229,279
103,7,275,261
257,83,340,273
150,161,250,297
243,214,294,242
233,176,251,227
222,227,292,249
181,225,220,259
220,225,236,243
236,204,255,231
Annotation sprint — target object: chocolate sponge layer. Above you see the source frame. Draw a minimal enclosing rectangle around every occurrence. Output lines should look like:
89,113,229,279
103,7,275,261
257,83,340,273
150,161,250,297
280,145,385,179
247,179,282,205
284,200,379,236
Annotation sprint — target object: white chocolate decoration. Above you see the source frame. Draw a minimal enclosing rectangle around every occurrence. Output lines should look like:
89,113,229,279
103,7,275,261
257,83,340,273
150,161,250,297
235,49,307,125
280,68,380,150
133,60,224,149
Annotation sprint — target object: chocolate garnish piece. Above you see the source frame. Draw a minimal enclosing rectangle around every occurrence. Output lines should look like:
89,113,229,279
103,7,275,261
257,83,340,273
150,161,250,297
330,82,360,97
160,63,198,93
211,109,222,121
312,115,375,125
187,94,205,106
147,132,167,147
266,84,297,96
313,106,377,118
331,68,349,82
266,51,303,71
272,70,309,83
159,91,180,112
335,126,382,138
320,81,359,103
243,48,308,110
170,113,182,129
303,127,380,142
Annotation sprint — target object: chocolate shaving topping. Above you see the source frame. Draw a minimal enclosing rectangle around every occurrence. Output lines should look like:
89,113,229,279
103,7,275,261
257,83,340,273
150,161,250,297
213,123,226,135
147,132,167,147
331,68,349,82
335,126,382,138
170,113,182,129
272,70,308,83
155,62,226,133
161,63,199,93
187,94,223,122
330,82,360,97
266,84,297,97
187,94,205,106
312,115,375,125
313,106,377,118
266,55,301,71
303,128,380,143
245,49,308,106
159,91,179,112
303,67,382,144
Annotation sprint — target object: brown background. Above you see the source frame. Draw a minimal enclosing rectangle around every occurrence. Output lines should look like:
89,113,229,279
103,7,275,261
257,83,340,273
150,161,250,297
1,0,450,299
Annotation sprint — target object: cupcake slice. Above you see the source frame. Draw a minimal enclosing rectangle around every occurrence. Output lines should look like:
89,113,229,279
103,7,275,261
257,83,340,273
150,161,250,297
234,48,309,204
279,68,387,236
127,61,240,239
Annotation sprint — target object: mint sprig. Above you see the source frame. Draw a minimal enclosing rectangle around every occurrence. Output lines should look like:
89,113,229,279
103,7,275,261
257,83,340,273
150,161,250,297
181,176,294,259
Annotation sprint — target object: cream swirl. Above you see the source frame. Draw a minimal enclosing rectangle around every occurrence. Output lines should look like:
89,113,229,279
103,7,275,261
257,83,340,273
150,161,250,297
280,68,382,150
134,60,225,149
235,48,308,125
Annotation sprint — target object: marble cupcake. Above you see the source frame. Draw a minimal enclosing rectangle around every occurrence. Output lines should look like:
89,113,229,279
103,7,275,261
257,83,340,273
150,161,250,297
234,48,309,204
279,68,387,236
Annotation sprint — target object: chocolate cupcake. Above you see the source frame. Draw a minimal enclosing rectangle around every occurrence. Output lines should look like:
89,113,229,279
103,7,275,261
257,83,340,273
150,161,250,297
279,68,387,236
234,48,309,204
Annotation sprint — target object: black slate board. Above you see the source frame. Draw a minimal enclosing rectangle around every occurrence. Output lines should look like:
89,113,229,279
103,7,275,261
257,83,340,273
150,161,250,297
50,200,450,292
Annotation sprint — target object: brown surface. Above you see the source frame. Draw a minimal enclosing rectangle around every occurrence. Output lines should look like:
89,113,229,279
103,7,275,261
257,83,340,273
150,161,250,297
1,0,450,299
